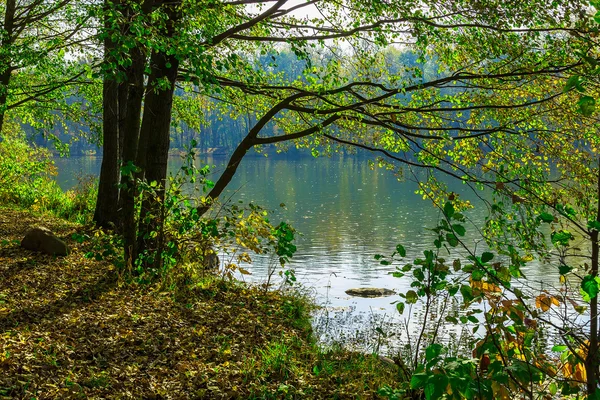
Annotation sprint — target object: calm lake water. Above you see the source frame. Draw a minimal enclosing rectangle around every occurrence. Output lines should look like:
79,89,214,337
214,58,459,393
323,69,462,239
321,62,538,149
53,154,562,348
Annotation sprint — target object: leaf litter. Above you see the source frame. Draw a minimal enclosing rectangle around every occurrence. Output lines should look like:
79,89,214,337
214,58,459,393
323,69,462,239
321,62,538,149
0,206,399,399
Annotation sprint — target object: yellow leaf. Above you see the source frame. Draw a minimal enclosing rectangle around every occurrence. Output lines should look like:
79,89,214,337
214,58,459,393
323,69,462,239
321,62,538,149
238,267,252,275
574,362,587,382
491,381,510,400
535,293,559,312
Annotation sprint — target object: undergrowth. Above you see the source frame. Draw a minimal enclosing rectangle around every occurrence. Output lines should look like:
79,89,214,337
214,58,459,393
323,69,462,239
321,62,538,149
0,205,403,399
0,136,405,398
0,133,96,224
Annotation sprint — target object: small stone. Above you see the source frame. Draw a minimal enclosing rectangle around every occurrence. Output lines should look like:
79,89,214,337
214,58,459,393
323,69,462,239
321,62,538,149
21,227,69,256
345,288,396,298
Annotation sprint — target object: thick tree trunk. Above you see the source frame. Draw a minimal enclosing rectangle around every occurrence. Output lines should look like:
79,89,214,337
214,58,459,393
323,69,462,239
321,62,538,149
117,81,128,164
0,0,16,134
119,43,147,266
93,1,120,228
0,69,11,134
138,54,179,186
587,157,600,396
94,74,120,227
118,0,153,266
136,3,181,270
116,2,130,166
136,51,179,269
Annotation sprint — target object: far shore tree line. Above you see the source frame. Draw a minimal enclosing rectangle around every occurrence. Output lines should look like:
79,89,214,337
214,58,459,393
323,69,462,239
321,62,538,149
21,48,434,156
3,0,600,397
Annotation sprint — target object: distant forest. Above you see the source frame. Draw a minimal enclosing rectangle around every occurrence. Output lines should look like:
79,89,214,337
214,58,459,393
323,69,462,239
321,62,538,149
25,48,435,157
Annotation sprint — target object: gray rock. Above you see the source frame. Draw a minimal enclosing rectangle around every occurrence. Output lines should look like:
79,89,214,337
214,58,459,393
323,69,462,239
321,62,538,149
21,227,69,256
345,287,396,298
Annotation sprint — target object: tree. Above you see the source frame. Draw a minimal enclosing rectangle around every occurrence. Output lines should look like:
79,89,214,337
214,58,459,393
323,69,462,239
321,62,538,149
94,0,122,227
339,13,600,397
0,0,93,136
12,0,588,396
93,1,592,284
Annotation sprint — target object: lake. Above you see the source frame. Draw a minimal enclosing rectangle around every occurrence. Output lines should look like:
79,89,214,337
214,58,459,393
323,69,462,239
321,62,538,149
53,154,562,350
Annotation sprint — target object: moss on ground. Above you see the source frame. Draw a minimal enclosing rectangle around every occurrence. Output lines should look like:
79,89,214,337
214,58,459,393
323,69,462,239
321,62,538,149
0,206,402,399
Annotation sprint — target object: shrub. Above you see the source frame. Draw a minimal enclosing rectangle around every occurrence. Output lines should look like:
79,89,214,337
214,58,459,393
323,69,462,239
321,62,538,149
0,133,96,223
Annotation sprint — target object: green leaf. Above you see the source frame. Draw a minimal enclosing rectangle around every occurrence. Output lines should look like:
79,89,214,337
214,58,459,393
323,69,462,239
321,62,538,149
425,343,443,361
413,268,425,281
551,345,567,352
584,55,599,67
538,212,554,223
471,269,485,281
396,244,406,257
396,302,405,314
462,264,474,274
448,285,459,296
405,290,418,304
564,75,582,93
481,252,494,263
558,265,572,275
452,224,466,236
557,204,577,218
453,212,465,221
588,220,600,231
443,202,455,218
410,373,428,389
424,375,448,400
551,230,574,247
460,285,474,302
578,95,596,116
446,233,459,247
582,274,599,299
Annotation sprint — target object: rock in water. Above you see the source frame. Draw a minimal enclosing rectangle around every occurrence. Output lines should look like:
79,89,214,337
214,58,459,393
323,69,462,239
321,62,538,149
345,288,396,298
21,227,69,256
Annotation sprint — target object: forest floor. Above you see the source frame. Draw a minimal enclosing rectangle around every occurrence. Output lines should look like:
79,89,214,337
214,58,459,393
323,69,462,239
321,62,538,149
0,205,401,399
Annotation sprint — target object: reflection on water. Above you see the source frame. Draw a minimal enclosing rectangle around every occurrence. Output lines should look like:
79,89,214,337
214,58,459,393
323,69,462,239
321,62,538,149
54,154,564,347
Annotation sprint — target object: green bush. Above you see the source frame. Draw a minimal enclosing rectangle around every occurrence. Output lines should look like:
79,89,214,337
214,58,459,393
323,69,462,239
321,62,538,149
0,133,96,223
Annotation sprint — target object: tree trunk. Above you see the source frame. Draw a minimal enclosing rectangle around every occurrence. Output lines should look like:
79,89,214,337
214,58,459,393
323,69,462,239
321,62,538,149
0,69,11,135
93,75,120,227
0,0,16,134
587,156,600,396
136,3,181,270
116,2,130,166
93,0,120,228
117,81,128,164
117,0,153,265
119,43,147,267
203,135,255,211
